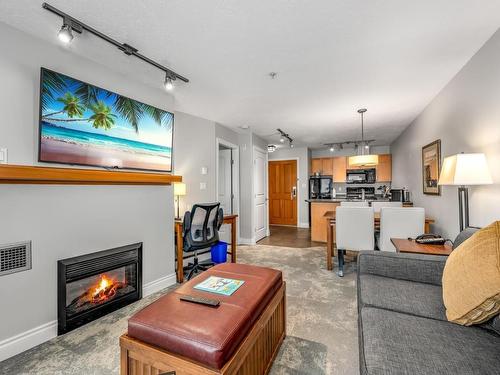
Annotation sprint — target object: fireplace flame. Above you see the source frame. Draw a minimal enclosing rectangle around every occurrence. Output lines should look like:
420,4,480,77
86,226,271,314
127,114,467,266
89,274,119,304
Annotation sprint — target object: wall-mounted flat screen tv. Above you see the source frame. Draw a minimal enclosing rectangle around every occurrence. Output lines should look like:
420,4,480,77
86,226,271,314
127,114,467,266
39,68,174,172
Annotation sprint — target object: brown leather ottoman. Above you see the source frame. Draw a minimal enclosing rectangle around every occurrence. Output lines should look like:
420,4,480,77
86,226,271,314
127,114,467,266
120,263,286,375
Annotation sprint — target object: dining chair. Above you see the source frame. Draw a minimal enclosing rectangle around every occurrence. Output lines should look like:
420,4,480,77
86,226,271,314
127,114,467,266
378,207,425,252
336,207,374,277
371,201,402,213
340,201,369,207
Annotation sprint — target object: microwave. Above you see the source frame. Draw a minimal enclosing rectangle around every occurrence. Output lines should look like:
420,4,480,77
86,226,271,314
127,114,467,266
346,169,376,184
390,188,411,202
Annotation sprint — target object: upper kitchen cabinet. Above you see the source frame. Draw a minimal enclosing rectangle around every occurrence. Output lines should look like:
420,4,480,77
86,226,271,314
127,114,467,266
310,157,333,175
332,156,347,182
376,154,392,182
311,158,323,175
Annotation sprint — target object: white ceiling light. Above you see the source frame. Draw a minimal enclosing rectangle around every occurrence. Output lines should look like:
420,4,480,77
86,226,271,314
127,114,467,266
267,144,277,153
348,109,378,167
164,75,174,91
57,23,73,44
279,137,285,143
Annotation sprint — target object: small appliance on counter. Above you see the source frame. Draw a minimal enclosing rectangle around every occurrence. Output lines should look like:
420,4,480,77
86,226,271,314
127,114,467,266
309,175,332,199
390,188,411,202
346,168,376,184
346,187,375,200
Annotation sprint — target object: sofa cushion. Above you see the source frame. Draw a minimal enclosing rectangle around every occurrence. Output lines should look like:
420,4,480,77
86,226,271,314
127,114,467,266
481,314,500,335
358,274,446,321
360,307,500,375
442,221,500,325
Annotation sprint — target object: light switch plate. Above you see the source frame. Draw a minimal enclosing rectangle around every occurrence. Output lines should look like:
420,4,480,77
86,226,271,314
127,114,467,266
200,182,207,190
0,148,7,164
201,166,208,175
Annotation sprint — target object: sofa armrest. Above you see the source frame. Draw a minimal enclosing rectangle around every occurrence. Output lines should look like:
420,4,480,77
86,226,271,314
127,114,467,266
357,251,447,286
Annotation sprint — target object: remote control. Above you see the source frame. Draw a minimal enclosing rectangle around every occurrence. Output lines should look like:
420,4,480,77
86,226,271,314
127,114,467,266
180,295,220,307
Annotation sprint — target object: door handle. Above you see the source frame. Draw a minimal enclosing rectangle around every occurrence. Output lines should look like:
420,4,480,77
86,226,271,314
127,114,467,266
291,186,297,199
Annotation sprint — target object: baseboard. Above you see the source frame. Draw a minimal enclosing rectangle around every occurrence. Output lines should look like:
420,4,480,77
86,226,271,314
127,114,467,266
143,272,177,297
0,273,177,362
298,222,310,228
239,237,256,245
0,320,57,362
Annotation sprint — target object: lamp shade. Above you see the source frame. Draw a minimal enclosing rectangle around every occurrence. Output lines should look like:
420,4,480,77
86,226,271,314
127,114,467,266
348,154,379,167
438,153,493,186
173,182,186,196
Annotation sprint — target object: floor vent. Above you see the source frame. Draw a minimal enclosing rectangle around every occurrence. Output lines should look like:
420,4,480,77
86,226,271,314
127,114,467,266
0,241,32,276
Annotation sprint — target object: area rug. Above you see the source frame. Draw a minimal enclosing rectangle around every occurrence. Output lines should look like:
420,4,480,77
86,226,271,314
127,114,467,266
0,245,358,375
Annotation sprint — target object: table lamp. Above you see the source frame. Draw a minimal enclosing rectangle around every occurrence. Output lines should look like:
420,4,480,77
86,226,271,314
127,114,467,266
438,153,492,231
173,182,186,219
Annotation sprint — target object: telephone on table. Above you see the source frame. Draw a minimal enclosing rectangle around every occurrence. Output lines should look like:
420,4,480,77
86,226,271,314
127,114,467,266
414,234,446,245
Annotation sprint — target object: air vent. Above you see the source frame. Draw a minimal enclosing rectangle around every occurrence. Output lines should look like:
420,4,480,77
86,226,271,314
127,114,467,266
0,241,32,276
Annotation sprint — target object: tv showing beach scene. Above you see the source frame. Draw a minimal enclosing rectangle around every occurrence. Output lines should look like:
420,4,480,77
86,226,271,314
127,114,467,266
39,68,173,172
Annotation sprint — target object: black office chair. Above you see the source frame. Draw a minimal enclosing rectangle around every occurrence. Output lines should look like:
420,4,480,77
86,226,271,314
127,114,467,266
182,203,223,280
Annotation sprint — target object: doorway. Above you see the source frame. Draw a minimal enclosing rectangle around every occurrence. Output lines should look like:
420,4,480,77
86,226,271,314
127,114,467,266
253,146,268,242
268,159,298,226
216,139,239,244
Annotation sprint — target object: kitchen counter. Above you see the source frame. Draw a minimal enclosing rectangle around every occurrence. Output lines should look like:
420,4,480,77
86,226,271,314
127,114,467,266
306,197,391,203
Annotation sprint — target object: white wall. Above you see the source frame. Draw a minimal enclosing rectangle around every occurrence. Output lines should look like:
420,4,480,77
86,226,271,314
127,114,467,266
174,111,217,213
391,29,500,239
0,21,176,359
268,147,310,227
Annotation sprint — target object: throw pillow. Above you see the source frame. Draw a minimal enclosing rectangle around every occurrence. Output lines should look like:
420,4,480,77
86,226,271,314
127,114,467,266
442,221,500,325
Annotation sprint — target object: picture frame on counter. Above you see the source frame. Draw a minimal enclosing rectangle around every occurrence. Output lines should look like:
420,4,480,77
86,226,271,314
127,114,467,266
422,139,441,195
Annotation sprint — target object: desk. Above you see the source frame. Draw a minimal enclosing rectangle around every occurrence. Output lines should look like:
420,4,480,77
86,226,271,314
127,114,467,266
390,238,452,256
325,211,435,270
175,214,238,283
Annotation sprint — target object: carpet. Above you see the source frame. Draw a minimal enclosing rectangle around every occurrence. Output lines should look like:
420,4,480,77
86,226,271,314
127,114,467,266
0,245,358,375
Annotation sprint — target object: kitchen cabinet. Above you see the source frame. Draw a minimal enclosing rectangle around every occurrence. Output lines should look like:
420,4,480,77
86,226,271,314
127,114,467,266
322,158,333,176
311,154,392,182
311,158,322,175
332,156,347,182
376,154,392,182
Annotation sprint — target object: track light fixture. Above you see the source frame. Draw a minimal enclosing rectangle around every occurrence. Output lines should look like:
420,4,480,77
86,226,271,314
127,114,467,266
43,2,189,90
276,129,293,147
164,75,175,91
57,24,73,44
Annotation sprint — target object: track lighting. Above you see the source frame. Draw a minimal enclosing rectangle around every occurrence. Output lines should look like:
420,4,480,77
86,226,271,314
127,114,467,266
277,129,293,146
164,75,174,91
330,146,335,152
267,145,277,153
43,2,189,89
58,23,73,44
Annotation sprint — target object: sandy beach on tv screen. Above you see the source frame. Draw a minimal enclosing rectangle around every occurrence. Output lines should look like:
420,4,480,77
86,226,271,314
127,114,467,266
40,138,171,171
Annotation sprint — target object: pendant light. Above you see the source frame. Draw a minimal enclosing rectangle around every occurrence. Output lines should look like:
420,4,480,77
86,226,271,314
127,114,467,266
348,109,379,167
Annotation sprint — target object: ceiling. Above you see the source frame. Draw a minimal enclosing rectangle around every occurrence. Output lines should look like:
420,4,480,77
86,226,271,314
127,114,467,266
1,1,499,148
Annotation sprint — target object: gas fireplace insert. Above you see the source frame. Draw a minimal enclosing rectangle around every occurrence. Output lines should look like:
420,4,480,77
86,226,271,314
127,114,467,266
57,243,142,334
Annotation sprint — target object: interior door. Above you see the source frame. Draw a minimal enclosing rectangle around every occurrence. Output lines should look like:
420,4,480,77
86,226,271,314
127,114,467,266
218,148,232,242
268,160,297,225
254,147,267,241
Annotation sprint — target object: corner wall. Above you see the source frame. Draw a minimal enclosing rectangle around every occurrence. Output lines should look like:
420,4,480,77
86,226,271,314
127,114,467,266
391,29,500,239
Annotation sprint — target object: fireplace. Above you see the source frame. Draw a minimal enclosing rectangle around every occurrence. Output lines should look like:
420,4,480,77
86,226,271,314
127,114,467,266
58,243,142,334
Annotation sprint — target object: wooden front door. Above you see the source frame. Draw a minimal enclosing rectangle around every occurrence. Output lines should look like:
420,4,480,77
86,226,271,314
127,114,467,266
268,160,297,225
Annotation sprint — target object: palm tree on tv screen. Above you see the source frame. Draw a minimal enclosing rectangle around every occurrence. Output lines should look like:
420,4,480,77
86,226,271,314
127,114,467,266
42,72,173,133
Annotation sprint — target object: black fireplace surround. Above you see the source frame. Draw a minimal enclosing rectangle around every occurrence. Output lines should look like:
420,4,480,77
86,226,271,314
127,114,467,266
57,243,142,335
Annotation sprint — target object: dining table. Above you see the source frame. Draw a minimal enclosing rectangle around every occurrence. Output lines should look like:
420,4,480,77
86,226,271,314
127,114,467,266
324,210,435,271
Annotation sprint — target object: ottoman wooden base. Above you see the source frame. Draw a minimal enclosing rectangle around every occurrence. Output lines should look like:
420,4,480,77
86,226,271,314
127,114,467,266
120,282,286,375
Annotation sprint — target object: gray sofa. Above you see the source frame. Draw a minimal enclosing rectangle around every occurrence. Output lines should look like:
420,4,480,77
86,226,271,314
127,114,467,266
357,251,500,375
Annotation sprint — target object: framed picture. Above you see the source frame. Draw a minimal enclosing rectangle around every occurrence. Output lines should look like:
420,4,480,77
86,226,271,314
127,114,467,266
422,139,441,195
